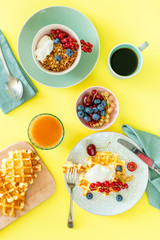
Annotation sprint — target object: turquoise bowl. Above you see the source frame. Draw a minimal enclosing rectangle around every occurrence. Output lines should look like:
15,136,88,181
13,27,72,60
18,6,100,88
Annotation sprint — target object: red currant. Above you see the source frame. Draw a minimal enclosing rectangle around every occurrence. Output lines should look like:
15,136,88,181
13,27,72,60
62,38,69,43
63,32,68,38
105,188,110,193
101,183,105,187
99,188,105,193
56,29,62,34
96,182,101,187
62,44,67,49
89,113,93,118
69,42,75,48
104,181,110,187
87,48,92,53
90,183,96,188
110,182,116,188
124,183,128,189
83,47,88,53
64,42,70,48
92,90,97,95
117,181,123,186
68,36,74,42
51,29,56,35
116,187,121,192
91,120,96,125
58,33,64,39
80,39,85,45
74,44,79,49
113,187,118,191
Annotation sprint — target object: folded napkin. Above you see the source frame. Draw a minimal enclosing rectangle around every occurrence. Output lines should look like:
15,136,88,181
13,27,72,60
122,124,160,210
0,30,37,114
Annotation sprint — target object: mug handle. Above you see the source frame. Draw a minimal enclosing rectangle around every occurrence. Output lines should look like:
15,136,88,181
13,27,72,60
138,41,149,52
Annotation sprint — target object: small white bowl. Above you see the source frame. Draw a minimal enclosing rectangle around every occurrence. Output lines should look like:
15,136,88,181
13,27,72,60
32,24,81,75
75,86,119,130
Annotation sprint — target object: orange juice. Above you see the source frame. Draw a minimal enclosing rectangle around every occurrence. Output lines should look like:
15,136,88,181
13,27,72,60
29,114,64,149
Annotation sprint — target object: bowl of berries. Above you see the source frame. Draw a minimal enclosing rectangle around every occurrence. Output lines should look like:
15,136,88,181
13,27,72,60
76,86,119,130
32,24,93,75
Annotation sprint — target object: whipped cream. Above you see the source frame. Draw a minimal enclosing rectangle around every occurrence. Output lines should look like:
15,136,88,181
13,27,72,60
35,35,53,62
85,164,115,183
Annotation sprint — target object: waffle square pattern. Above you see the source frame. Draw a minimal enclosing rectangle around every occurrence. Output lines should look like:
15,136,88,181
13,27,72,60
0,150,41,217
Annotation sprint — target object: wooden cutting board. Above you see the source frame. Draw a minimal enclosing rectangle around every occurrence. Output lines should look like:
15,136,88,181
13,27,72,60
0,141,56,230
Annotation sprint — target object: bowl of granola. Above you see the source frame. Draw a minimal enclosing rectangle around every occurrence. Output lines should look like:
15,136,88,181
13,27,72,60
32,24,81,75
75,86,119,130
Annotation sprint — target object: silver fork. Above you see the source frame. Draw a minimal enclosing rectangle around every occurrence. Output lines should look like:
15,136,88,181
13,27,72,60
66,168,77,228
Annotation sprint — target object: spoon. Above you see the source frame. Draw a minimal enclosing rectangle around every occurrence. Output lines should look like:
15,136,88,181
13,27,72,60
0,46,23,101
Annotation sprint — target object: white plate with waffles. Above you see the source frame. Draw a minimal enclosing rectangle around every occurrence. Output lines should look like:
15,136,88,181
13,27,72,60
64,132,148,216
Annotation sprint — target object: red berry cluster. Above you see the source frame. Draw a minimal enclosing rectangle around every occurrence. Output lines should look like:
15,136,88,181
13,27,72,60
89,181,128,194
83,90,105,127
80,40,93,53
50,29,93,53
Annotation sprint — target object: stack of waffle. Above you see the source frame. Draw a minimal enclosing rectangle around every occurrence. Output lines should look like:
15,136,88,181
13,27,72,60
0,150,41,217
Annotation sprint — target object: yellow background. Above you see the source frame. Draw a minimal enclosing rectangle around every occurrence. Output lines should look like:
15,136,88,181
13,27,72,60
0,0,160,239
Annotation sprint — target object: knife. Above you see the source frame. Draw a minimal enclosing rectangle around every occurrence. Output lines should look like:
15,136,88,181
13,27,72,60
117,138,160,175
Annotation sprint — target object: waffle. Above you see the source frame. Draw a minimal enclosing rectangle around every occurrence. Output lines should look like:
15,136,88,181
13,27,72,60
0,170,27,202
0,195,25,217
63,151,133,196
62,161,86,174
1,150,41,187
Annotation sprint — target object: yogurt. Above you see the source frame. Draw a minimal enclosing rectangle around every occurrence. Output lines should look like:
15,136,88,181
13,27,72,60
85,164,115,183
35,35,53,62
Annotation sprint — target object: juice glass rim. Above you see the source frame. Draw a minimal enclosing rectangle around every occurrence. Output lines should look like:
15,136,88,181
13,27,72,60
28,113,65,150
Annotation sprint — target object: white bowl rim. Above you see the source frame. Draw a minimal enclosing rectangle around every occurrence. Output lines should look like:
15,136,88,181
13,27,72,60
17,6,100,88
32,23,82,76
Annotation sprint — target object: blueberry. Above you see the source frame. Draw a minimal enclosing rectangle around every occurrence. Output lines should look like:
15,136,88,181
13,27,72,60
86,193,93,200
116,195,123,202
84,116,91,122
93,107,98,113
94,99,101,105
66,49,73,56
97,104,104,111
101,100,107,107
78,111,85,118
116,166,122,172
92,113,100,121
55,55,61,62
78,105,85,111
85,107,93,114
54,38,60,44
101,110,106,116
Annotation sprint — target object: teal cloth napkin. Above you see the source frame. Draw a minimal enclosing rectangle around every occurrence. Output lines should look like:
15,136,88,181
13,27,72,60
122,124,160,210
0,30,37,114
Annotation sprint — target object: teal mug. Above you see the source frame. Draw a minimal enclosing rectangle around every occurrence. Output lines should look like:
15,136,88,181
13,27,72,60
107,42,149,79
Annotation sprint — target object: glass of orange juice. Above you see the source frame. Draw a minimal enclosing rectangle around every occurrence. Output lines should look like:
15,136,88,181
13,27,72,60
28,113,64,150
